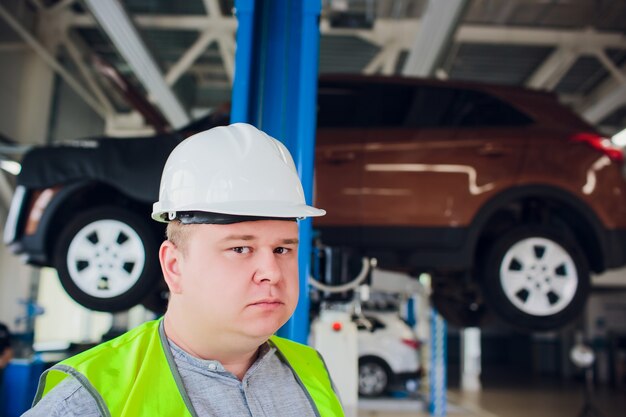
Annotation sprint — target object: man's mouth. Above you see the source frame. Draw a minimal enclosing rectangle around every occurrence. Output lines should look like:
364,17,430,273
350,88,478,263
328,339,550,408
249,298,284,307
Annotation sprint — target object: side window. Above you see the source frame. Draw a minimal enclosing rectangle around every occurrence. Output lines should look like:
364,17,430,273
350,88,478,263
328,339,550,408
317,83,379,128
373,85,414,127
373,85,474,128
448,89,533,127
317,86,358,127
401,86,532,128
403,86,458,128
318,82,532,129
366,84,450,128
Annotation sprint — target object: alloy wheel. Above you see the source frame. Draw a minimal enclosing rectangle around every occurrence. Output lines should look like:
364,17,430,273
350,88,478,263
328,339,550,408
499,237,578,317
359,361,389,396
66,219,146,299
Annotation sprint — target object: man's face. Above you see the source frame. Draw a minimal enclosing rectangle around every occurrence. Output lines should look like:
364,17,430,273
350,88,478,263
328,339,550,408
170,220,300,341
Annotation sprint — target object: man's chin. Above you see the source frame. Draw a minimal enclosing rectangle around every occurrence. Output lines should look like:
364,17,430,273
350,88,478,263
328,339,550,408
244,318,290,340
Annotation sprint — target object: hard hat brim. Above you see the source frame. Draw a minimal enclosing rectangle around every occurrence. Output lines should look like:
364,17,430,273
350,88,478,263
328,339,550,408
152,201,326,223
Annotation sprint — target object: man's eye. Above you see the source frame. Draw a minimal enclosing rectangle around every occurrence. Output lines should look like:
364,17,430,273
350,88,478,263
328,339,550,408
232,247,251,254
274,247,291,254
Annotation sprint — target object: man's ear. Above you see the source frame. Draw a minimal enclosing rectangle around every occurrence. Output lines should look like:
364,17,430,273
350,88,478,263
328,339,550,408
159,240,183,294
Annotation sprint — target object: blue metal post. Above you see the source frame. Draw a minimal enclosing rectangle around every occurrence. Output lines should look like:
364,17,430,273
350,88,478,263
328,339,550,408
230,0,255,123
429,308,448,416
405,295,416,327
232,0,322,344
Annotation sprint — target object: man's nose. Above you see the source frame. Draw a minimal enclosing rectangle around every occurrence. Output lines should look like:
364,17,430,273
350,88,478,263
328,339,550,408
253,250,282,284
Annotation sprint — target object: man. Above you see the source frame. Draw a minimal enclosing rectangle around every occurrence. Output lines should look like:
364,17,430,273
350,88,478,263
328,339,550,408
24,123,343,416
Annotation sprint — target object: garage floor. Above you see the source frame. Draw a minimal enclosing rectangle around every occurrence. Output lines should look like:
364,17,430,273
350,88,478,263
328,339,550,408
358,380,626,417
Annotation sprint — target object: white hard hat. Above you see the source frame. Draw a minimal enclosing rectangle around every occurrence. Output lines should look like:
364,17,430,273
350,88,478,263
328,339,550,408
152,123,326,223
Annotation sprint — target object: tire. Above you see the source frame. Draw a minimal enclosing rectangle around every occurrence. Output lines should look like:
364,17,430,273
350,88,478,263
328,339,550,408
480,225,590,331
358,356,392,397
53,206,161,312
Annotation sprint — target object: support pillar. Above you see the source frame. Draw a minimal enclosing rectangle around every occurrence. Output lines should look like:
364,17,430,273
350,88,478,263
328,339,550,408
461,327,482,391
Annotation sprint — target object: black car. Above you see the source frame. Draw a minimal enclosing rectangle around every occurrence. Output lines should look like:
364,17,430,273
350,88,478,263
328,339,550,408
4,111,229,313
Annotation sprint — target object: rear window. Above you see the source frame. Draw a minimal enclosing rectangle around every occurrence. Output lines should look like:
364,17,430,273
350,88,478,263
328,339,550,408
318,82,533,128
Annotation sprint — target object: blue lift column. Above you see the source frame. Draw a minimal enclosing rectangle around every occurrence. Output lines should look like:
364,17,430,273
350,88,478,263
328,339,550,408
231,0,322,344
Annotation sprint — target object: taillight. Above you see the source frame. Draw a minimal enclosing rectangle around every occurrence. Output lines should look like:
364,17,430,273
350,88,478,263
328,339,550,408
25,187,59,236
571,132,624,163
401,338,420,350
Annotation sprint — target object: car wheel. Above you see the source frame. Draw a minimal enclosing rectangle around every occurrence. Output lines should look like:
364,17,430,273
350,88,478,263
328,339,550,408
358,356,391,397
53,206,160,312
480,225,590,331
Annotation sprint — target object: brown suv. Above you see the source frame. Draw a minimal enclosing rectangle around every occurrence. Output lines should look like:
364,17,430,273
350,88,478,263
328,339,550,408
314,74,626,330
5,74,624,331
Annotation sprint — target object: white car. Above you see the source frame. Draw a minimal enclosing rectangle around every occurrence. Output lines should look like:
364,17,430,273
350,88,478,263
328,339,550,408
355,312,421,397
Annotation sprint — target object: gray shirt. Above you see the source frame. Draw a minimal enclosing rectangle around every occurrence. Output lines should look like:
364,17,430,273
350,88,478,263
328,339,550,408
22,337,321,417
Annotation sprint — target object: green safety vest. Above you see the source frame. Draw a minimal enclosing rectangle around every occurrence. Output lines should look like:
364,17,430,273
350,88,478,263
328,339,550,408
33,319,343,417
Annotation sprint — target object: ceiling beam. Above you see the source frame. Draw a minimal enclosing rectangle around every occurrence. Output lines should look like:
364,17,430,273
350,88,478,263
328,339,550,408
456,25,626,49
70,13,236,31
201,0,221,17
83,0,190,128
69,13,626,51
62,34,114,115
583,83,626,125
526,47,578,90
581,60,626,125
402,0,468,76
165,30,216,86
363,41,401,75
0,3,106,118
594,49,626,85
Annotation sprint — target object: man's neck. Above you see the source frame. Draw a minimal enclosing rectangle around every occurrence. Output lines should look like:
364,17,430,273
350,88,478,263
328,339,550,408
219,348,260,380
163,313,263,380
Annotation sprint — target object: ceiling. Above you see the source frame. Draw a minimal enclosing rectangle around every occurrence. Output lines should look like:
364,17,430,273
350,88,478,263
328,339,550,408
1,0,625,135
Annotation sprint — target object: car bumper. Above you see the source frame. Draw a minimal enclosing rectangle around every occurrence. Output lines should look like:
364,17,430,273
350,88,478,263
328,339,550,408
392,369,422,387
390,369,422,393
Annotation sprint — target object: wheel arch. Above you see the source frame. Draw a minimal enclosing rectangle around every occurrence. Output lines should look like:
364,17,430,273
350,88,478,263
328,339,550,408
359,354,392,371
467,185,608,274
40,181,160,262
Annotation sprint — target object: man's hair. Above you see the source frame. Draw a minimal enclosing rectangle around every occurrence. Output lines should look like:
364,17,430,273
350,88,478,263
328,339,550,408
166,220,193,254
